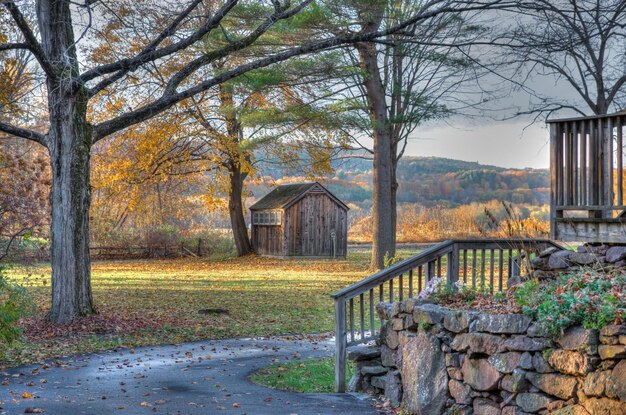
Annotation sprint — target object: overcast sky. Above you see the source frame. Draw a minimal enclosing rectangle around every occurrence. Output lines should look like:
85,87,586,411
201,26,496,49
406,120,550,169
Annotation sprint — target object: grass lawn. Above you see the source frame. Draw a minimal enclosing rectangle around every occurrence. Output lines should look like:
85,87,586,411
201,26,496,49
250,357,354,393
2,249,421,368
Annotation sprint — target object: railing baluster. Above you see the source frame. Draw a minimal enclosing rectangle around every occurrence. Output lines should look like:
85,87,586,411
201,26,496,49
448,246,459,286
581,120,587,205
408,269,414,298
389,279,394,303
618,116,623,205
379,284,384,328
608,117,615,207
512,250,521,278
480,249,486,290
571,122,580,204
490,248,495,294
472,249,477,288
369,288,375,338
463,249,468,284
359,293,365,340
437,256,442,277
399,273,404,301
427,261,435,281
418,265,423,292
349,298,355,343
498,249,504,292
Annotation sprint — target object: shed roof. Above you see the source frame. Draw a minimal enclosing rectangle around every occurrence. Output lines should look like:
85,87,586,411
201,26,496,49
249,182,349,211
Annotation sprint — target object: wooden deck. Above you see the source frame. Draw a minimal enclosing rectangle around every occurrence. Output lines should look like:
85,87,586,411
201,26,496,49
548,112,626,242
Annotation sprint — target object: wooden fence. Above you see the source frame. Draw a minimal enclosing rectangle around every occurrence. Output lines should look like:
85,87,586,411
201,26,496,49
330,238,564,393
3,238,213,262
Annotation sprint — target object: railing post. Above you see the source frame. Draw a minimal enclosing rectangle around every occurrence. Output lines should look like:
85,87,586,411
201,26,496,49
512,253,521,278
334,297,347,393
448,244,459,287
549,123,559,240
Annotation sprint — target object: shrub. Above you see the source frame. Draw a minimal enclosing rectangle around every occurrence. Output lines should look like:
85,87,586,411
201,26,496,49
181,230,236,259
514,270,626,337
146,224,181,248
0,266,31,345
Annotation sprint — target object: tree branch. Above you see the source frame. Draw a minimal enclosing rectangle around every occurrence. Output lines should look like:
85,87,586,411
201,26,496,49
0,42,29,52
3,1,56,78
162,0,313,96
81,0,237,87
94,0,516,140
0,121,46,145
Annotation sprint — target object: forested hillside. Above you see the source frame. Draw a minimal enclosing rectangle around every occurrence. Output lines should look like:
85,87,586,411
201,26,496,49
250,156,550,210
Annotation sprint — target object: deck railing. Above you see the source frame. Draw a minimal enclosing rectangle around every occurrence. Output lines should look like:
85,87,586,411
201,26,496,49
330,238,563,392
548,113,626,241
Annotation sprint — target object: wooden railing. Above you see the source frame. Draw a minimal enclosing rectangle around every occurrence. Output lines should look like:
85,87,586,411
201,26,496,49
330,238,563,392
548,113,626,241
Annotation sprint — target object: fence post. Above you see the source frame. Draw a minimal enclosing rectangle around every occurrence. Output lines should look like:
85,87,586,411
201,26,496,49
334,297,347,393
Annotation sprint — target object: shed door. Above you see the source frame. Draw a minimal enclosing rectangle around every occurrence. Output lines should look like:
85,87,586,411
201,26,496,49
297,193,337,257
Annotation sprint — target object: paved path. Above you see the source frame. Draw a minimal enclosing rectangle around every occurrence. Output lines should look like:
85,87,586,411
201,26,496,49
1,338,379,415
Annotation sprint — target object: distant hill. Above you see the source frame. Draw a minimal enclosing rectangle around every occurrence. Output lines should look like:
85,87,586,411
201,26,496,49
250,156,550,209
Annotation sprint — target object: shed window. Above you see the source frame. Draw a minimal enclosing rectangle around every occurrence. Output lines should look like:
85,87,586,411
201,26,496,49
253,210,281,225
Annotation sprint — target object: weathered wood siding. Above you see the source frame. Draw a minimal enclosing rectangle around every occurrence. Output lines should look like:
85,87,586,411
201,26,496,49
252,222,284,256
283,193,348,257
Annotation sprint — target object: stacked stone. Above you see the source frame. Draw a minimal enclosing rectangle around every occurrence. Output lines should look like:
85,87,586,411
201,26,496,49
349,300,626,415
529,245,626,282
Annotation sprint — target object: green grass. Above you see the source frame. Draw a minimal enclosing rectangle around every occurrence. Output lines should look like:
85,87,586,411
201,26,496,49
250,357,354,393
2,249,422,367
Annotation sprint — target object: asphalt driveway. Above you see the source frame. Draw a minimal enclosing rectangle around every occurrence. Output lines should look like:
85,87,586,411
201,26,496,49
0,337,379,415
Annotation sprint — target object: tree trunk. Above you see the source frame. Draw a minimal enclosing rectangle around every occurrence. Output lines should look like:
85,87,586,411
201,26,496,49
356,42,395,270
219,82,253,257
228,163,253,256
46,94,95,323
38,0,96,323
390,155,398,249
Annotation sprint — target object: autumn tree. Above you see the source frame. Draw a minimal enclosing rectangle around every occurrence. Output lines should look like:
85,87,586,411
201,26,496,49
90,113,211,245
0,15,48,259
89,2,352,257
0,0,506,323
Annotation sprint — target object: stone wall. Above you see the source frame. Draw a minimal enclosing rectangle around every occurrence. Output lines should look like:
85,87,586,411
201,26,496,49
348,301,626,415
527,245,626,284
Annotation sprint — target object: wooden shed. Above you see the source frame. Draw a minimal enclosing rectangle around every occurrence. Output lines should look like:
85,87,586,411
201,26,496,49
249,182,349,258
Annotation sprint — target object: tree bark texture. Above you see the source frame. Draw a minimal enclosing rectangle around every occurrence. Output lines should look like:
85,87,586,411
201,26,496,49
38,0,96,322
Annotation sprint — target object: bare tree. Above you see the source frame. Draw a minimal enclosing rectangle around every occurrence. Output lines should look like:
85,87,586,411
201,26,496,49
0,0,512,323
501,0,626,116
